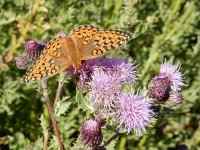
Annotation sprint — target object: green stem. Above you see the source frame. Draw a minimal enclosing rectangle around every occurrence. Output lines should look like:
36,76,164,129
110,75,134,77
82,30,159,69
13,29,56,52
104,132,122,146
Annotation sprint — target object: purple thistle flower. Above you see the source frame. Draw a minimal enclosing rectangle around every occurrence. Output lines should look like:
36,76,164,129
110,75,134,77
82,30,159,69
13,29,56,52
87,69,122,113
15,56,28,70
81,118,102,148
167,91,184,107
103,58,138,84
66,58,102,91
25,40,45,60
148,75,171,101
160,60,186,91
77,58,103,91
67,57,137,92
116,92,154,136
67,58,102,76
76,71,89,92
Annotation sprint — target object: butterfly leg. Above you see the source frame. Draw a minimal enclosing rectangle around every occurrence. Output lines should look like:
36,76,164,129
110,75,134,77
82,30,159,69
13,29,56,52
74,67,77,74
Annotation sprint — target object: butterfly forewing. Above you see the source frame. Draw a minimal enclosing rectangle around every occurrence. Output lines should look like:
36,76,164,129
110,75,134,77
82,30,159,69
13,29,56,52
42,35,66,56
69,25,132,60
23,35,70,83
69,24,100,47
84,30,132,59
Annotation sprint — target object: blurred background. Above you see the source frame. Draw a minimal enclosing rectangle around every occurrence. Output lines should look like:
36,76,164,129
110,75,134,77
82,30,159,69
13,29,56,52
0,0,199,149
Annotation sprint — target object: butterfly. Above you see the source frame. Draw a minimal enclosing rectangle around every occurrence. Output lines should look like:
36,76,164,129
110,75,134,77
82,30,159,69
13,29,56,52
23,24,132,83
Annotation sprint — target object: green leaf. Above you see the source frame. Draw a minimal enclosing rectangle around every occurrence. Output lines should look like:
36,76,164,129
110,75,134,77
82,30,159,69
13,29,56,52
75,89,94,113
39,114,49,139
49,135,60,150
54,96,71,117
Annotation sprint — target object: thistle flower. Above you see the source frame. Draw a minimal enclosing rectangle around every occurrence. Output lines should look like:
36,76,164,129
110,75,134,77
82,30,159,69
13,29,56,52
67,57,137,92
160,60,186,91
148,60,186,101
15,56,28,70
25,40,45,60
103,58,138,84
67,58,102,76
148,75,171,101
87,69,122,113
116,92,154,136
77,58,103,91
81,118,102,148
167,91,184,107
66,58,102,91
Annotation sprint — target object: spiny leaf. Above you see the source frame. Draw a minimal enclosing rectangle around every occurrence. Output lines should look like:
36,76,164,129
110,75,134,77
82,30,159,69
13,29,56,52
54,96,71,117
75,89,94,113
39,114,49,139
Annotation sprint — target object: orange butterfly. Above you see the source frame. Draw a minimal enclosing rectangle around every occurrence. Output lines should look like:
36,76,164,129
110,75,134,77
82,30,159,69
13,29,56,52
23,25,132,83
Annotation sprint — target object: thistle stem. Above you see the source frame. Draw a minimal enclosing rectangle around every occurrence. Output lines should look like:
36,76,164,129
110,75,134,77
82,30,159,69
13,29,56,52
43,135,49,150
41,80,64,150
104,132,122,146
53,77,65,109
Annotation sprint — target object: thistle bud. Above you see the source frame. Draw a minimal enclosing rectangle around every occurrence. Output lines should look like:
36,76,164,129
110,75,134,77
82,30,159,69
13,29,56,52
25,40,45,60
148,75,171,101
167,91,184,107
81,118,102,148
15,56,28,70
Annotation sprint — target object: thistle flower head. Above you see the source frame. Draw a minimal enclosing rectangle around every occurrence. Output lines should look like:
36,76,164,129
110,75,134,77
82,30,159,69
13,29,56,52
77,58,102,76
148,75,171,101
67,57,137,92
87,69,122,113
116,92,154,136
160,60,186,91
81,118,102,148
103,58,138,84
66,58,102,91
167,91,184,107
15,56,28,70
67,58,102,76
25,40,45,60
